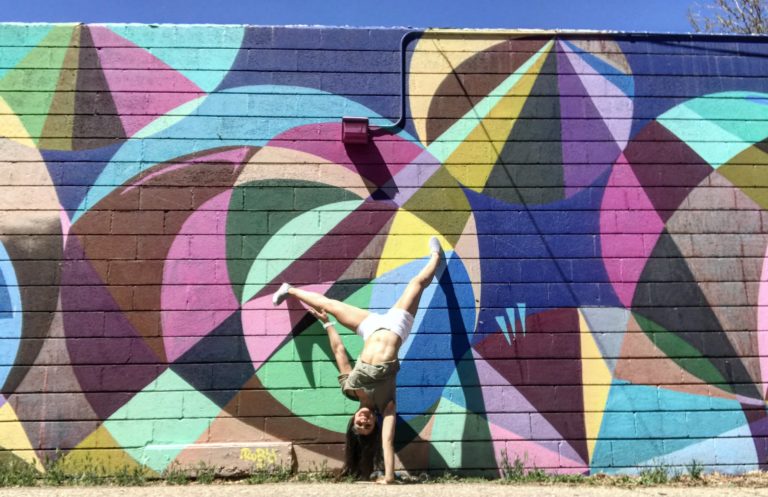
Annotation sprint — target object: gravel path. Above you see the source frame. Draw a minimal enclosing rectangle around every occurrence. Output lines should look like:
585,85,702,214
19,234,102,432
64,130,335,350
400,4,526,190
3,484,768,497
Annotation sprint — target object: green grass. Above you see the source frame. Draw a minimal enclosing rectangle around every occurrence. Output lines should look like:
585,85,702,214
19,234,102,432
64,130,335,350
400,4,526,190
246,464,293,484
0,457,38,487
162,463,190,486
0,450,722,487
687,459,704,480
638,463,670,485
113,464,149,486
193,462,216,484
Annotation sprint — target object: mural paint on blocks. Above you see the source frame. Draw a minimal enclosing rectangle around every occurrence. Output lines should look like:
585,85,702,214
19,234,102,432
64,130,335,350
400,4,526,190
0,23,767,475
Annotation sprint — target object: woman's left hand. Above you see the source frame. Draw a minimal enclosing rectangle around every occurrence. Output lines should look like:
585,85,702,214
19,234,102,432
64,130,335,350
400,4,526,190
307,306,329,323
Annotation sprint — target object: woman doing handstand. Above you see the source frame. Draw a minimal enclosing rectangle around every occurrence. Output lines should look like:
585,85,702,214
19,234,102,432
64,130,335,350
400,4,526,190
271,237,444,483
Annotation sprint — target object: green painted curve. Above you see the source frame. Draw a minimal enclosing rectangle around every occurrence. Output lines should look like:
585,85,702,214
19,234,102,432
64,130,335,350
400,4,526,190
658,92,768,168
133,97,207,138
256,283,373,433
238,195,363,304
633,313,732,392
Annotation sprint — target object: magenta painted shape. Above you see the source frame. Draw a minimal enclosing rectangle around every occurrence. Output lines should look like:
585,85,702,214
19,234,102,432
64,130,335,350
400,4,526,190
88,26,205,137
600,156,664,307
268,123,424,188
758,243,768,399
242,282,333,371
162,191,239,362
0,394,5,410
60,209,71,245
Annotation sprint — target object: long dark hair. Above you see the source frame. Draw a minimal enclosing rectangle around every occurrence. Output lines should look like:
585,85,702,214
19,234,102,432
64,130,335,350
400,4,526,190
340,413,382,480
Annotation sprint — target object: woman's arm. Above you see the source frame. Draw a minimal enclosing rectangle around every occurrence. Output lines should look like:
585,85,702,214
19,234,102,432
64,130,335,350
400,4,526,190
308,307,352,375
379,400,396,484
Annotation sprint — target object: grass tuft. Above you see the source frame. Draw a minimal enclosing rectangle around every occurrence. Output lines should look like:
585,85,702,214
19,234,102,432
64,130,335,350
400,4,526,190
246,464,293,484
687,459,704,480
638,462,669,486
162,463,190,486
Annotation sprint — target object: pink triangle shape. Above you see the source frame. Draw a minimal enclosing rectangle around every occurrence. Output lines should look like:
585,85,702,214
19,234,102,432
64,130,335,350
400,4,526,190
88,26,206,137
758,243,768,399
162,191,239,362
600,154,665,307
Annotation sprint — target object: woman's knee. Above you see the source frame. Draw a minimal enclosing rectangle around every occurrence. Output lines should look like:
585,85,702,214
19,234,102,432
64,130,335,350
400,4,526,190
323,298,346,316
410,275,431,290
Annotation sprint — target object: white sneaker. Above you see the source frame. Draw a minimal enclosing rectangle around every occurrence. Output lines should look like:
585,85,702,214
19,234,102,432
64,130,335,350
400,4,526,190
272,283,292,306
429,237,447,279
429,236,442,254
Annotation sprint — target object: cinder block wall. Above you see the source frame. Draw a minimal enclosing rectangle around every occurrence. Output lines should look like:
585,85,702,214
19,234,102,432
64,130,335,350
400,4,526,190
1,23,768,476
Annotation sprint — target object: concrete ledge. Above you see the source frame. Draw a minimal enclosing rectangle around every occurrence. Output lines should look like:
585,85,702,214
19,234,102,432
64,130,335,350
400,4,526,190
151,442,294,477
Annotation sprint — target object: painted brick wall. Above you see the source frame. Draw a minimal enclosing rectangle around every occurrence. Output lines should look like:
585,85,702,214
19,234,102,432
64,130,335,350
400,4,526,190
1,23,768,476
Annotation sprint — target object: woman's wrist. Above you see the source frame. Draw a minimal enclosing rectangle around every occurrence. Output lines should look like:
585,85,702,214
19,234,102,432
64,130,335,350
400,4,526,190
322,321,336,329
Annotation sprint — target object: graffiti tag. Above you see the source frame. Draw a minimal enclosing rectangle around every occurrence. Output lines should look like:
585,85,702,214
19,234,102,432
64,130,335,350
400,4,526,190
239,447,279,468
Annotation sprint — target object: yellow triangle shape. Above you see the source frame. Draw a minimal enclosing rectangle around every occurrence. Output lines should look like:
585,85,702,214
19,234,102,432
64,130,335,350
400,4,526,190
578,310,612,465
376,209,451,277
0,401,44,471
408,35,502,144
0,97,35,147
59,424,150,475
444,47,550,191
39,25,81,150
0,25,76,146
400,166,472,247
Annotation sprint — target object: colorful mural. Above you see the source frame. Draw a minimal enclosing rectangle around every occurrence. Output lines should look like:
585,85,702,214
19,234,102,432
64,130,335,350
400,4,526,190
1,23,768,475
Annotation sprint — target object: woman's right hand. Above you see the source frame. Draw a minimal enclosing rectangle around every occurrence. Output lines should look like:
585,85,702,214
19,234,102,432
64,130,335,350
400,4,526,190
307,306,329,323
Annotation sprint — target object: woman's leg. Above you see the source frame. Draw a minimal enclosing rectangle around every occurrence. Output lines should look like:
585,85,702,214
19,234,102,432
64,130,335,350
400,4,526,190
393,247,442,317
287,287,370,331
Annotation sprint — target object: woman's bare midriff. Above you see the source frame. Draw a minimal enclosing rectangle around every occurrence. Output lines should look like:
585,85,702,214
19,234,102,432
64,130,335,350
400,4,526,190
359,329,401,365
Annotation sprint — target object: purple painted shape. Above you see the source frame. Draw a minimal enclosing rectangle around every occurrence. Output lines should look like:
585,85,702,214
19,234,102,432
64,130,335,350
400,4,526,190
743,403,768,470
560,42,632,148
0,394,5,410
268,123,424,188
557,44,621,198
162,191,239,362
385,149,442,207
242,283,333,370
88,26,205,137
473,352,586,467
600,157,665,307
61,235,165,419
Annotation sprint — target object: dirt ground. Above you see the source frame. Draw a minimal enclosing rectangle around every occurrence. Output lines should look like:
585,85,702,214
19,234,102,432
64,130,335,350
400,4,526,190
3,483,768,497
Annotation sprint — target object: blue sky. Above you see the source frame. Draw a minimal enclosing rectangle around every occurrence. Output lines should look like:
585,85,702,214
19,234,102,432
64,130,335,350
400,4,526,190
3,0,697,33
